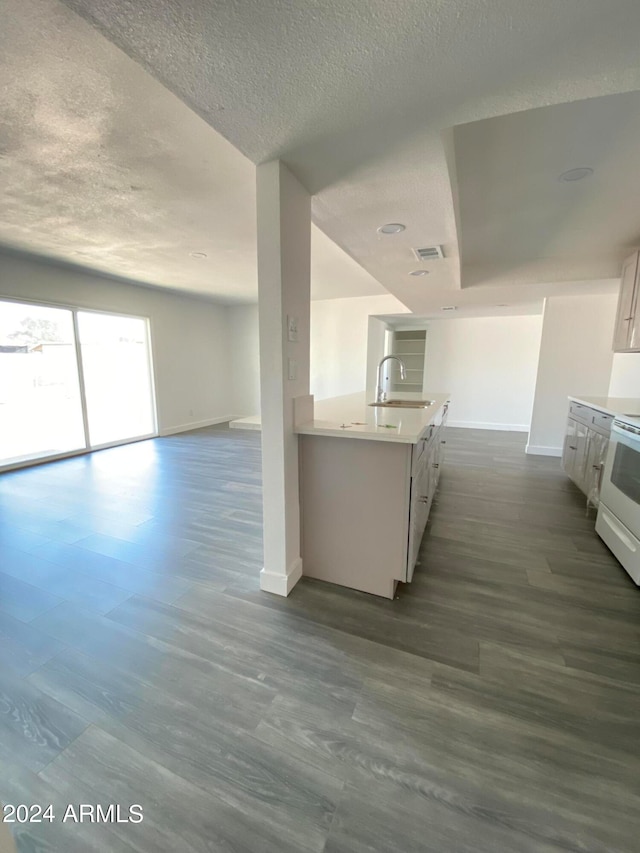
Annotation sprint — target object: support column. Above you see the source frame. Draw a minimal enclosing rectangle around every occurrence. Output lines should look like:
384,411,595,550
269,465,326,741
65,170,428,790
256,160,311,596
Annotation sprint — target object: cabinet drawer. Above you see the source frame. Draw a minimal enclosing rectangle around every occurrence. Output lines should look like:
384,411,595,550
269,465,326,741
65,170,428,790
569,402,591,424
589,411,613,436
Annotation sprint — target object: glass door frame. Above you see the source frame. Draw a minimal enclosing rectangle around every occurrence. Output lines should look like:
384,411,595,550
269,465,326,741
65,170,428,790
0,295,158,473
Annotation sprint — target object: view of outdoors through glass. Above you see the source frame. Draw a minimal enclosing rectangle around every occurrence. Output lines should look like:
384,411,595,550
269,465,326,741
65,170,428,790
0,299,155,467
78,311,155,447
0,301,85,466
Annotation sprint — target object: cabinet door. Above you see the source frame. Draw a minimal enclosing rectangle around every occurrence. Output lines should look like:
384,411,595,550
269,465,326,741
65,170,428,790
562,417,578,478
407,445,431,582
573,421,590,492
585,430,609,508
563,417,590,493
431,432,444,490
439,432,447,470
613,252,639,352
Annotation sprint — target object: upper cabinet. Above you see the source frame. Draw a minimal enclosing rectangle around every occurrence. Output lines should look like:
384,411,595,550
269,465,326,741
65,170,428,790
613,251,640,352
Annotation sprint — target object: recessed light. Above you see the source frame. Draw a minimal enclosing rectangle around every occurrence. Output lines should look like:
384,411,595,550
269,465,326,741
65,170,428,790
496,303,509,307
441,306,457,311
558,167,593,182
377,223,405,234
409,269,430,276
190,251,207,259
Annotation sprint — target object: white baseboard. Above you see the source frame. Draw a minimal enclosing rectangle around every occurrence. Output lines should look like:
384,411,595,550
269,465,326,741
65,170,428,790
525,444,563,457
159,415,234,436
260,558,303,597
447,420,530,432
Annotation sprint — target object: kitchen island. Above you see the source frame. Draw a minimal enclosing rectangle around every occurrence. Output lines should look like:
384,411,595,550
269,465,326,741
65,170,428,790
232,391,450,598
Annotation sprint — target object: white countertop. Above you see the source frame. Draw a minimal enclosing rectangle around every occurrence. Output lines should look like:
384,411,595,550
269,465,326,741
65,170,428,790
569,395,640,418
230,391,450,444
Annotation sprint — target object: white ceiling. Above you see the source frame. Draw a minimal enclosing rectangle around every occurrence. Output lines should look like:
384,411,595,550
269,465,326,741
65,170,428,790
3,0,640,312
0,0,385,303
454,91,640,289
379,302,545,330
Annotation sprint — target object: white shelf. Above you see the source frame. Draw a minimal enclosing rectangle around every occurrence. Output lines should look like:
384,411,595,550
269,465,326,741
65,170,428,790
390,330,425,396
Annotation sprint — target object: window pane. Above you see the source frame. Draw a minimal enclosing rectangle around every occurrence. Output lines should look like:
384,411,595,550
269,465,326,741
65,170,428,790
77,311,155,447
0,300,86,466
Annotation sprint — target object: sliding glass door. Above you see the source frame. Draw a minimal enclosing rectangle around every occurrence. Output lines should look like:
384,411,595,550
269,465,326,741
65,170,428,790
0,301,85,466
77,311,155,447
0,299,156,469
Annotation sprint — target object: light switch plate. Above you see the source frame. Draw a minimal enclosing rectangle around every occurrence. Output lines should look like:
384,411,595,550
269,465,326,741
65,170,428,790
287,315,298,342
288,358,298,381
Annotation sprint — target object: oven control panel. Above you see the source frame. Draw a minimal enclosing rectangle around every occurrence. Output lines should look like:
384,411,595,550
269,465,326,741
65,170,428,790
614,419,640,435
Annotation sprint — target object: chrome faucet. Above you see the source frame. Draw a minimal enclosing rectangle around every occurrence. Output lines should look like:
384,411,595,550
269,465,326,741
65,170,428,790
376,355,406,403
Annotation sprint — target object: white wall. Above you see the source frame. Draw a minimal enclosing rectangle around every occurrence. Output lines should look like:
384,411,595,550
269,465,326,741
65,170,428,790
608,353,640,397
228,293,408,413
366,315,391,395
0,252,234,434
311,294,408,400
423,315,543,430
527,293,618,456
229,303,260,416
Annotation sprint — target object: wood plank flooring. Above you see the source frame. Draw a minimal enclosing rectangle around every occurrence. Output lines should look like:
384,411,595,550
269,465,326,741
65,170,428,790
1,424,639,851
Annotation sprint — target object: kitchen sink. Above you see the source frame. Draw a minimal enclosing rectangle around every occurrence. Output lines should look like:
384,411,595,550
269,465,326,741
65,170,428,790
369,399,434,409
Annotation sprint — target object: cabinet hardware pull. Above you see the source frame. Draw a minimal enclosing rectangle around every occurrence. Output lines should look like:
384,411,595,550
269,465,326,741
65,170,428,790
419,496,429,503
432,463,440,468
441,440,446,444
592,464,601,470
569,445,577,450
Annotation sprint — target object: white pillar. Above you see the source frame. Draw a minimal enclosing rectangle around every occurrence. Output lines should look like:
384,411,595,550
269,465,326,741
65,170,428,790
256,160,311,596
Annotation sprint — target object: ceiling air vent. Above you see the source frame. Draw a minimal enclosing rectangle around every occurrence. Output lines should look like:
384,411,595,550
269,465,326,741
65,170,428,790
413,245,444,262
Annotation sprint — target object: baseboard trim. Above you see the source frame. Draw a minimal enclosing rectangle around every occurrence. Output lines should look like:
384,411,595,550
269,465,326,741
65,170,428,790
525,444,562,457
447,420,530,432
260,558,303,597
159,416,234,436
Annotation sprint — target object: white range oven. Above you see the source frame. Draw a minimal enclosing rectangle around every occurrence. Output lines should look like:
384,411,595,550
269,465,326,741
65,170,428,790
596,416,640,585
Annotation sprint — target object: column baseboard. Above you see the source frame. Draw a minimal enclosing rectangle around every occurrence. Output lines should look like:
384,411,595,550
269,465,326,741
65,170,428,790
525,444,562,457
260,558,303,596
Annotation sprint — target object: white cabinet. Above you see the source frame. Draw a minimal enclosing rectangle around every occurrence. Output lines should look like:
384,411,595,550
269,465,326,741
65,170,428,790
562,402,613,508
562,417,578,478
407,437,435,581
406,412,447,582
613,251,640,352
562,417,589,488
584,429,609,507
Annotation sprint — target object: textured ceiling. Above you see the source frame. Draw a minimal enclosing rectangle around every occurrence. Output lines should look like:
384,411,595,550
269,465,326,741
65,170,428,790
0,0,385,303
59,0,640,312
3,0,640,311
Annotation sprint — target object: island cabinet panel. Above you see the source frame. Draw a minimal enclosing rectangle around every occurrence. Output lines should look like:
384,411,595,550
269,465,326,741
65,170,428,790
299,435,412,598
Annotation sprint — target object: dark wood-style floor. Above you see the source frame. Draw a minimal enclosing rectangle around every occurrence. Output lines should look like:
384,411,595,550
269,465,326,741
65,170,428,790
1,425,639,852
